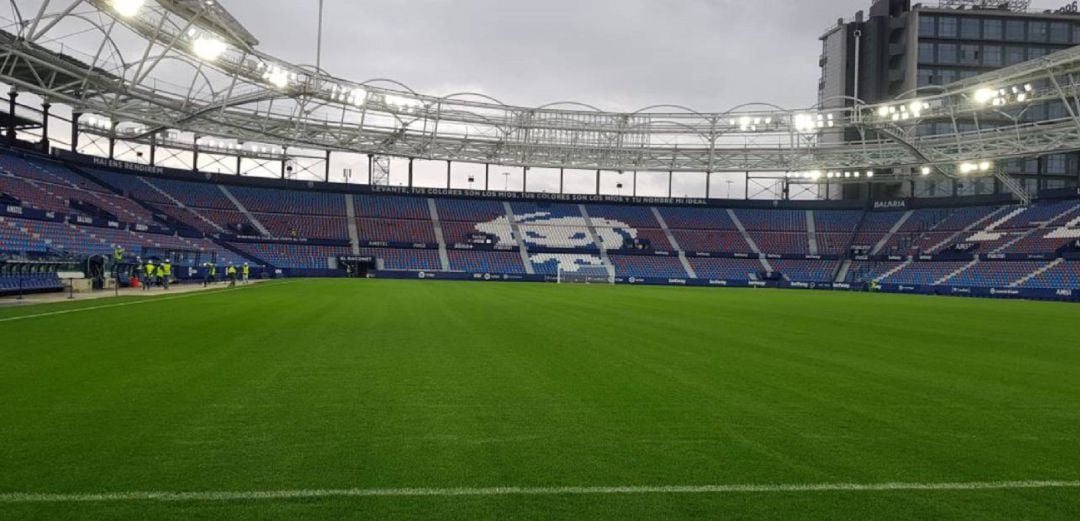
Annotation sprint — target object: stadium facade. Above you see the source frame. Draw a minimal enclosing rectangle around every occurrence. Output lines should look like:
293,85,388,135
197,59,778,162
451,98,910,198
819,0,1080,201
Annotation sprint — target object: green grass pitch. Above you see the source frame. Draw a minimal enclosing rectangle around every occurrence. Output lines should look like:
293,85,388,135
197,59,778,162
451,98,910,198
1,279,1079,520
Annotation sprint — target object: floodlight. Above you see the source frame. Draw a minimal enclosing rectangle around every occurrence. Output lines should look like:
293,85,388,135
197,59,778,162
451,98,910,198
921,166,932,176
877,106,890,118
111,0,144,18
192,36,227,61
866,171,874,178
793,113,816,133
973,88,996,104
979,161,992,172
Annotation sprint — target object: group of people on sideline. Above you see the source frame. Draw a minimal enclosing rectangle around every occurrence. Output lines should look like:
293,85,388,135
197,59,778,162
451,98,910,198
119,252,252,291
202,262,251,288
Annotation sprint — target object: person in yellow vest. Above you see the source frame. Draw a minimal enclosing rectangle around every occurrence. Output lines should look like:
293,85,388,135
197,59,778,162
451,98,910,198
226,264,238,287
143,259,155,291
242,263,250,285
161,259,172,290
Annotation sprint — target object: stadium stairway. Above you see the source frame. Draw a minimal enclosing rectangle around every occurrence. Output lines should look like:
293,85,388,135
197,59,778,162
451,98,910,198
1011,258,1065,288
578,204,616,280
219,185,270,236
935,258,981,285
806,211,818,256
427,198,451,271
871,210,913,255
137,177,226,234
727,208,776,272
874,257,914,282
651,207,697,278
344,194,361,254
834,259,853,283
502,202,535,275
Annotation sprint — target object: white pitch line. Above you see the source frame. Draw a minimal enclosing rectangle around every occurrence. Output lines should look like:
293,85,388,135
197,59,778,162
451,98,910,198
1,480,1077,504
0,282,283,324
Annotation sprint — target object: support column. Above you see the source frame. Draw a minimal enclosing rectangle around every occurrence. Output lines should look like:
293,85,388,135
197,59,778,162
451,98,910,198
668,171,673,198
446,160,451,189
236,154,242,176
149,134,157,166
408,158,414,188
325,149,331,182
484,163,490,190
559,168,564,194
40,102,51,149
523,167,528,194
367,154,373,184
193,136,200,172
705,172,711,198
744,173,749,200
633,171,638,196
595,169,601,195
108,120,116,159
71,111,81,152
6,90,16,145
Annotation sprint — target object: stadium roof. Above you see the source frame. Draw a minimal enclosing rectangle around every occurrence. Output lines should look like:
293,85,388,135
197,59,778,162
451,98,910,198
1,0,1080,202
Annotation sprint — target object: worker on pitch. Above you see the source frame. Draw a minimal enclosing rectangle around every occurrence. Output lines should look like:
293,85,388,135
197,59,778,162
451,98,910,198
143,259,155,291
203,263,217,287
226,264,238,287
242,262,250,285
161,258,172,290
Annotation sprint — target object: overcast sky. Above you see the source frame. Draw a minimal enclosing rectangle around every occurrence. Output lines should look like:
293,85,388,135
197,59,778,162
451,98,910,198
234,0,1066,112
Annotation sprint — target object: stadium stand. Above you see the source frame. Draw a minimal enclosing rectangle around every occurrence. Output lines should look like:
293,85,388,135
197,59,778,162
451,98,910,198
2,151,1080,300
610,255,688,278
448,250,526,274
770,260,839,283
688,258,766,280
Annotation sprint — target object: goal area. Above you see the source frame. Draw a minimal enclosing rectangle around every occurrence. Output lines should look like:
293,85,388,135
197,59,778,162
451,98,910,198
556,265,614,284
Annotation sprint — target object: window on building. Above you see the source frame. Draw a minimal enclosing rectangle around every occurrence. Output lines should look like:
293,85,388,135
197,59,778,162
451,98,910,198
1050,22,1070,44
939,68,958,84
937,43,958,64
1048,101,1067,120
1028,21,1049,43
1006,46,1026,65
1027,47,1048,60
983,45,1002,66
1073,24,1080,44
960,18,981,39
919,15,937,37
1005,20,1025,41
1047,155,1066,175
918,69,935,86
918,42,935,64
984,19,1003,40
960,44,980,65
939,17,958,38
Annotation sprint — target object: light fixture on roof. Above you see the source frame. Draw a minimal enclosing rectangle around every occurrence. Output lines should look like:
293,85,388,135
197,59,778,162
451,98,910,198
973,87,996,105
920,166,932,176
192,36,227,62
111,0,144,18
